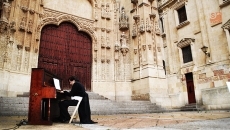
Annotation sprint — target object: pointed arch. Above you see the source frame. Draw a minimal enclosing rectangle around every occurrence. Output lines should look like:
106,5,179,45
37,14,97,45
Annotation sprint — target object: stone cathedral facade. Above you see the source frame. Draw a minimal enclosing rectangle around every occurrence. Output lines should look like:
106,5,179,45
0,0,230,110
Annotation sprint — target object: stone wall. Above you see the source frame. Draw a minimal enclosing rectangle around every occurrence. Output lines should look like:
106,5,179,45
202,86,230,110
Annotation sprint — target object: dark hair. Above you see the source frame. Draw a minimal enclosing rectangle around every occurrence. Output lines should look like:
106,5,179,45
68,76,79,81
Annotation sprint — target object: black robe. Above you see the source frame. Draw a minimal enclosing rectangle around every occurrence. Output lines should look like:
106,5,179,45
62,81,92,123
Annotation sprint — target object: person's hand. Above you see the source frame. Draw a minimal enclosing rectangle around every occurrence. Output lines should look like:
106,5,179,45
57,90,64,93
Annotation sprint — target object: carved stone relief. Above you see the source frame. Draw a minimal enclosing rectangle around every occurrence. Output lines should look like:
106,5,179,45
1,1,11,23
10,21,16,32
37,9,96,45
27,19,33,33
19,17,26,31
134,49,139,65
155,21,161,35
106,36,111,49
119,7,129,30
105,3,111,20
132,23,137,38
120,32,129,56
139,18,145,33
101,3,106,18
146,18,152,32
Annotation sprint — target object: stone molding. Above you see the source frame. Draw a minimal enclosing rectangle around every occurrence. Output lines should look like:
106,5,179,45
222,19,230,29
177,38,195,48
37,8,97,45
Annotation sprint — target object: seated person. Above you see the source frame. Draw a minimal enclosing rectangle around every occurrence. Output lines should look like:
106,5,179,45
55,76,97,124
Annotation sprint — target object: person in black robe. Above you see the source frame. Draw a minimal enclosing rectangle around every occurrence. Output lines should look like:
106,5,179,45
56,76,97,124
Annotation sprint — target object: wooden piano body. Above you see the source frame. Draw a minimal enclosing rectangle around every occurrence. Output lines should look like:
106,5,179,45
28,68,63,125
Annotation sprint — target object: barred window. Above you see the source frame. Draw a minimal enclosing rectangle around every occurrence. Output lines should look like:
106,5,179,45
182,45,193,63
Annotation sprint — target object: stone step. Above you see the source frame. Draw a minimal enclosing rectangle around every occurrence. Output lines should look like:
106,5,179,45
181,103,204,111
0,92,165,116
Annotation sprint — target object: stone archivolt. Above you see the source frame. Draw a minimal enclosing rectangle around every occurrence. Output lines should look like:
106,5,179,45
37,8,97,45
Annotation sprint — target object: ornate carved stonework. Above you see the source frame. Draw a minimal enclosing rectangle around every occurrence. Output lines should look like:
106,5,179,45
37,8,96,45
177,38,195,48
139,18,145,33
19,17,26,31
1,1,11,23
132,23,137,38
146,18,152,32
120,32,129,56
119,7,129,30
27,19,33,33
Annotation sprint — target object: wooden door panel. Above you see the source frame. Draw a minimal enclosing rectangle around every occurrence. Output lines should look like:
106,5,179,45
186,80,196,103
38,22,92,90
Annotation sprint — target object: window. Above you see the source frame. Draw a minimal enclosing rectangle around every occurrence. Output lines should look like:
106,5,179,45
163,60,166,75
182,45,193,63
160,17,164,33
177,6,187,23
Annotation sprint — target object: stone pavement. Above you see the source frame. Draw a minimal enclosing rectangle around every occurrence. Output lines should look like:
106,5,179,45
1,111,230,130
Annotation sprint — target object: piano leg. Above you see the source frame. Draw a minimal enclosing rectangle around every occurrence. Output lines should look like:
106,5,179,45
48,99,51,121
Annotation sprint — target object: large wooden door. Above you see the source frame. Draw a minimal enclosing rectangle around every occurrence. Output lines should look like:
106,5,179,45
185,73,196,104
38,22,92,90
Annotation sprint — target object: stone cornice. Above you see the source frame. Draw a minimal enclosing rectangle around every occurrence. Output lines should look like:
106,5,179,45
222,19,230,30
158,0,176,11
219,0,230,8
158,0,187,11
172,0,186,10
177,38,195,48
138,2,150,8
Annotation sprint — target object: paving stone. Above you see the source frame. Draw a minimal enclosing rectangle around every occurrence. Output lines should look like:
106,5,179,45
1,111,229,130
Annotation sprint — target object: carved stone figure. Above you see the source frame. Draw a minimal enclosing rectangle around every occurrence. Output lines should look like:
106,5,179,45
10,21,16,32
106,3,110,19
1,2,11,22
120,32,129,56
94,11,98,21
139,18,145,33
114,42,120,52
155,21,161,35
101,36,105,48
120,32,127,46
119,7,129,30
19,17,26,31
0,22,7,33
101,4,106,18
27,19,33,33
106,36,110,49
146,18,152,32
132,23,137,37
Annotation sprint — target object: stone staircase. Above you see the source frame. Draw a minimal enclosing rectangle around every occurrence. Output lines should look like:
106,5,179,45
180,103,204,111
0,92,166,116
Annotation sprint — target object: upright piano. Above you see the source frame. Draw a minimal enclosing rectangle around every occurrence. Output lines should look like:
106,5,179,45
28,68,63,125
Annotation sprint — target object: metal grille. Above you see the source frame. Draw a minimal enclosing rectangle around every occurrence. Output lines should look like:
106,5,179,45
38,22,92,90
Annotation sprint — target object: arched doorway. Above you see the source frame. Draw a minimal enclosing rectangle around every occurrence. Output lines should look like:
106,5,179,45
38,22,92,90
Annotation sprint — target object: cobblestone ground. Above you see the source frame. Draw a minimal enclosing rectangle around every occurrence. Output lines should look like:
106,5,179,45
1,111,230,130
